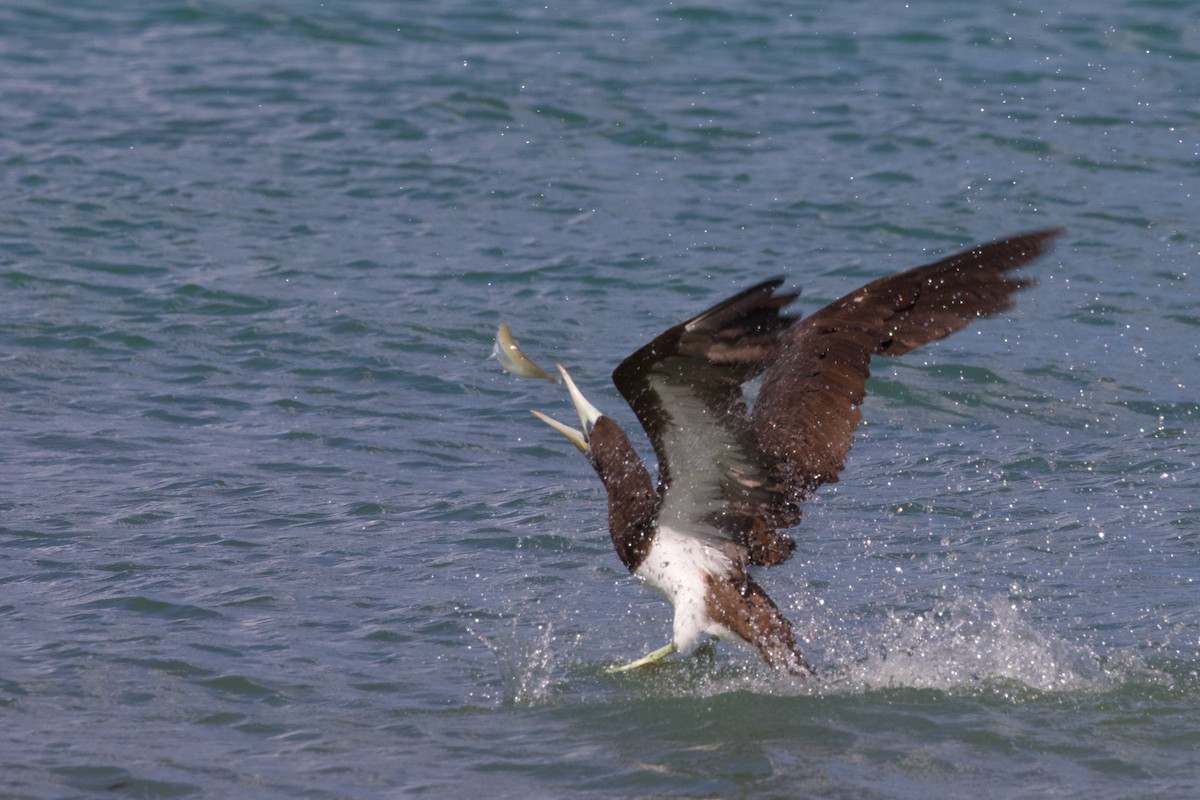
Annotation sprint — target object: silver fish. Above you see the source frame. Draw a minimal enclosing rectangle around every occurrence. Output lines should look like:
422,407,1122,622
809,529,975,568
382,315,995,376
492,323,559,382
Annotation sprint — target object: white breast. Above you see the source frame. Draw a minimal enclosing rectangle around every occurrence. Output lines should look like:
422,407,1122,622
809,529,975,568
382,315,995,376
633,526,735,652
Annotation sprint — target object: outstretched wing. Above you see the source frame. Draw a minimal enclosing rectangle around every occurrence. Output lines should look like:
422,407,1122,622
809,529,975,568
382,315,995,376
752,228,1062,499
612,279,802,565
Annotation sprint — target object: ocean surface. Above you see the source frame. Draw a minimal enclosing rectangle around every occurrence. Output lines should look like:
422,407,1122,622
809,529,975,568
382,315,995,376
2,1,1198,797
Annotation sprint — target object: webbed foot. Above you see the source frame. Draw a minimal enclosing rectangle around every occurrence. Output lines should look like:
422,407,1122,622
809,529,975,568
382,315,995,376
603,642,678,673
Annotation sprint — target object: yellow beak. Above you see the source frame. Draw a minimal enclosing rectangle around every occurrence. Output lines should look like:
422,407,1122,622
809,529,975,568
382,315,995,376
530,364,604,454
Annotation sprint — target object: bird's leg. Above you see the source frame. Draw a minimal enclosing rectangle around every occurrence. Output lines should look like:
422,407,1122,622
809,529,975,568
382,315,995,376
692,640,716,666
604,642,677,673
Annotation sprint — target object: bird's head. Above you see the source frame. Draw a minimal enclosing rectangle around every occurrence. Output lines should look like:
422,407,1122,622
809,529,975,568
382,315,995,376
530,364,604,459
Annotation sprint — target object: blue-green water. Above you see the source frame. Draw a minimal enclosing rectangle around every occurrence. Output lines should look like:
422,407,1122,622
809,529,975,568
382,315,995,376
2,1,1198,797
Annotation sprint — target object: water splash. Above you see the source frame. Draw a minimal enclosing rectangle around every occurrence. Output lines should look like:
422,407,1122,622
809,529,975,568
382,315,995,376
654,593,1165,700
818,593,1150,697
477,593,1172,704
476,621,560,705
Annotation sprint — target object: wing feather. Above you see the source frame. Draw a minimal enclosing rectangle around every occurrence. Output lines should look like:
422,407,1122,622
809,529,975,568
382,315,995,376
607,227,1061,568
752,228,1062,498
613,279,801,564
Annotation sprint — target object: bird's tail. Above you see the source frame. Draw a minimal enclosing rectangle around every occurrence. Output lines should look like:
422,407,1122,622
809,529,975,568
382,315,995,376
705,573,815,676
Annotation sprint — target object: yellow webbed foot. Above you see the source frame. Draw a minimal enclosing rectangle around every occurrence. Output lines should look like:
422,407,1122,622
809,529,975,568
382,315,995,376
604,642,678,673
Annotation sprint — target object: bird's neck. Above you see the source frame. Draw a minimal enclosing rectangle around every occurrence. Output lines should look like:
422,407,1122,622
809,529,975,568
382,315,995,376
588,418,659,571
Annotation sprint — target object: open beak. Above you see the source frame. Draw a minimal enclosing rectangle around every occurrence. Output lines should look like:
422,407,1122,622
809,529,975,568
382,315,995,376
530,364,604,454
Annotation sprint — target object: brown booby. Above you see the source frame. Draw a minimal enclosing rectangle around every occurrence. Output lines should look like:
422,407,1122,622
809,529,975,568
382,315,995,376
532,229,1062,675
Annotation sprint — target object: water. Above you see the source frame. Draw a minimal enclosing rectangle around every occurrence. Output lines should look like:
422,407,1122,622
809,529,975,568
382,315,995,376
2,0,1198,797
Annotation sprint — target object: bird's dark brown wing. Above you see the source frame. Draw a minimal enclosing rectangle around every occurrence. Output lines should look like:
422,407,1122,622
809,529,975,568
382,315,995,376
751,228,1062,500
612,279,802,564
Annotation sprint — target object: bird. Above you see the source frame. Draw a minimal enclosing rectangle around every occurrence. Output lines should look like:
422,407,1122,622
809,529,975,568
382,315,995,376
531,228,1062,675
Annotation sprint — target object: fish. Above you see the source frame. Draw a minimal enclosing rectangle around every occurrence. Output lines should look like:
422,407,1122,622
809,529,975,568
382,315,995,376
492,323,559,382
